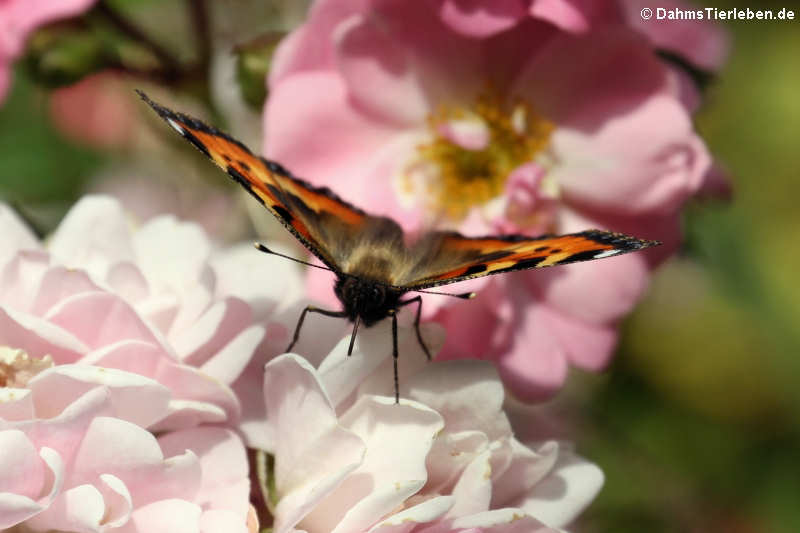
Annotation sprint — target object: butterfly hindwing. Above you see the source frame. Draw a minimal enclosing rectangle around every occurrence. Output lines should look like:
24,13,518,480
397,229,658,290
137,90,370,272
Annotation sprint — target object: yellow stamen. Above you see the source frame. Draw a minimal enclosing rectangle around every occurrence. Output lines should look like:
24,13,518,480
410,91,554,220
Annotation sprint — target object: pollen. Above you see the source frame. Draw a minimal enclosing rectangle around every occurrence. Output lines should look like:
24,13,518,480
412,91,554,220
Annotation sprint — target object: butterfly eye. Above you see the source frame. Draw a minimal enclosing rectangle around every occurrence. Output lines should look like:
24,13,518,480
371,286,385,305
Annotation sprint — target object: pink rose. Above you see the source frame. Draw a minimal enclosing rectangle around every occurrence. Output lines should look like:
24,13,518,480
260,323,603,532
0,196,306,436
0,362,252,533
263,0,711,400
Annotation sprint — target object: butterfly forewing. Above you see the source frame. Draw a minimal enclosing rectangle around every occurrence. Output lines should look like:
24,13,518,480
397,230,659,290
137,90,371,272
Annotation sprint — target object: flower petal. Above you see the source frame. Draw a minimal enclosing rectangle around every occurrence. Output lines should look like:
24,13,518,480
264,354,366,533
28,364,171,426
440,0,527,37
519,448,603,528
48,195,134,279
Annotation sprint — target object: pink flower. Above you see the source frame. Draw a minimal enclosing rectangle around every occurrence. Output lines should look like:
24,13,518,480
0,196,304,434
260,324,603,532
0,0,97,102
0,361,252,533
263,0,711,400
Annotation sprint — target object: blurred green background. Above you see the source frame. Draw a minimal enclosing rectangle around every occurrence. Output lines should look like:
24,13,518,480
0,1,798,532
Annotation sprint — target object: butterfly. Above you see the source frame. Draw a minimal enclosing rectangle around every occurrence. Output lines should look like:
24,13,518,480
137,90,660,402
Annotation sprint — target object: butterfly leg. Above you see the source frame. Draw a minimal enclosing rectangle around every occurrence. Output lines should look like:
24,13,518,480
399,296,432,361
388,310,400,404
287,306,348,352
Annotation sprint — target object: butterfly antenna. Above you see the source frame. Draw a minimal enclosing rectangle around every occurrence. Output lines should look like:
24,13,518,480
347,315,360,356
414,289,476,299
254,243,333,272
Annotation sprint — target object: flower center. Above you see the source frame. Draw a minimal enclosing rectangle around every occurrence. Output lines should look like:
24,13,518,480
0,347,54,387
411,92,554,221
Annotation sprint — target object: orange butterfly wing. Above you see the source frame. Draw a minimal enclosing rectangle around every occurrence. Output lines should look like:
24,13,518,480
397,230,659,290
138,90,369,272
139,91,660,292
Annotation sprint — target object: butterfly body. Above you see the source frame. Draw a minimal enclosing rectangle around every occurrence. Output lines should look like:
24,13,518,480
137,90,661,402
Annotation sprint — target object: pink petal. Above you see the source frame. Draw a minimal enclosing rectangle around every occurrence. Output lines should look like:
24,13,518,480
84,339,241,430
25,484,105,532
0,204,40,267
529,0,620,33
495,305,570,402
367,1,485,106
83,339,172,376
263,354,366,533
440,0,527,37
336,322,440,406
425,431,488,494
28,364,171,426
174,297,253,365
405,360,510,439
0,306,87,364
264,71,400,194
519,449,603,527
19,387,113,460
447,450,493,517
0,388,35,421
335,14,429,125
107,261,150,304
527,251,650,324
44,292,161,349
200,509,250,533
369,495,454,533
1,250,50,313
0,492,45,529
128,499,203,533
72,417,202,505
48,195,134,277
95,474,133,527
317,322,403,407
199,324,264,385
268,0,370,85
546,312,617,371
491,440,558,508
159,428,249,518
450,508,555,532
552,95,711,213
0,430,45,498
211,243,304,319
304,397,443,533
31,266,102,317
133,216,212,297
514,27,667,128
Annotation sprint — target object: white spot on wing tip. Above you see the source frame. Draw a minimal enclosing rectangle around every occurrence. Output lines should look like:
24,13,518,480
594,249,622,259
166,118,185,135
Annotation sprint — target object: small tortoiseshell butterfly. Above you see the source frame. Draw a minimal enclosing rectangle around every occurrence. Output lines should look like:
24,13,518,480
138,90,660,402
